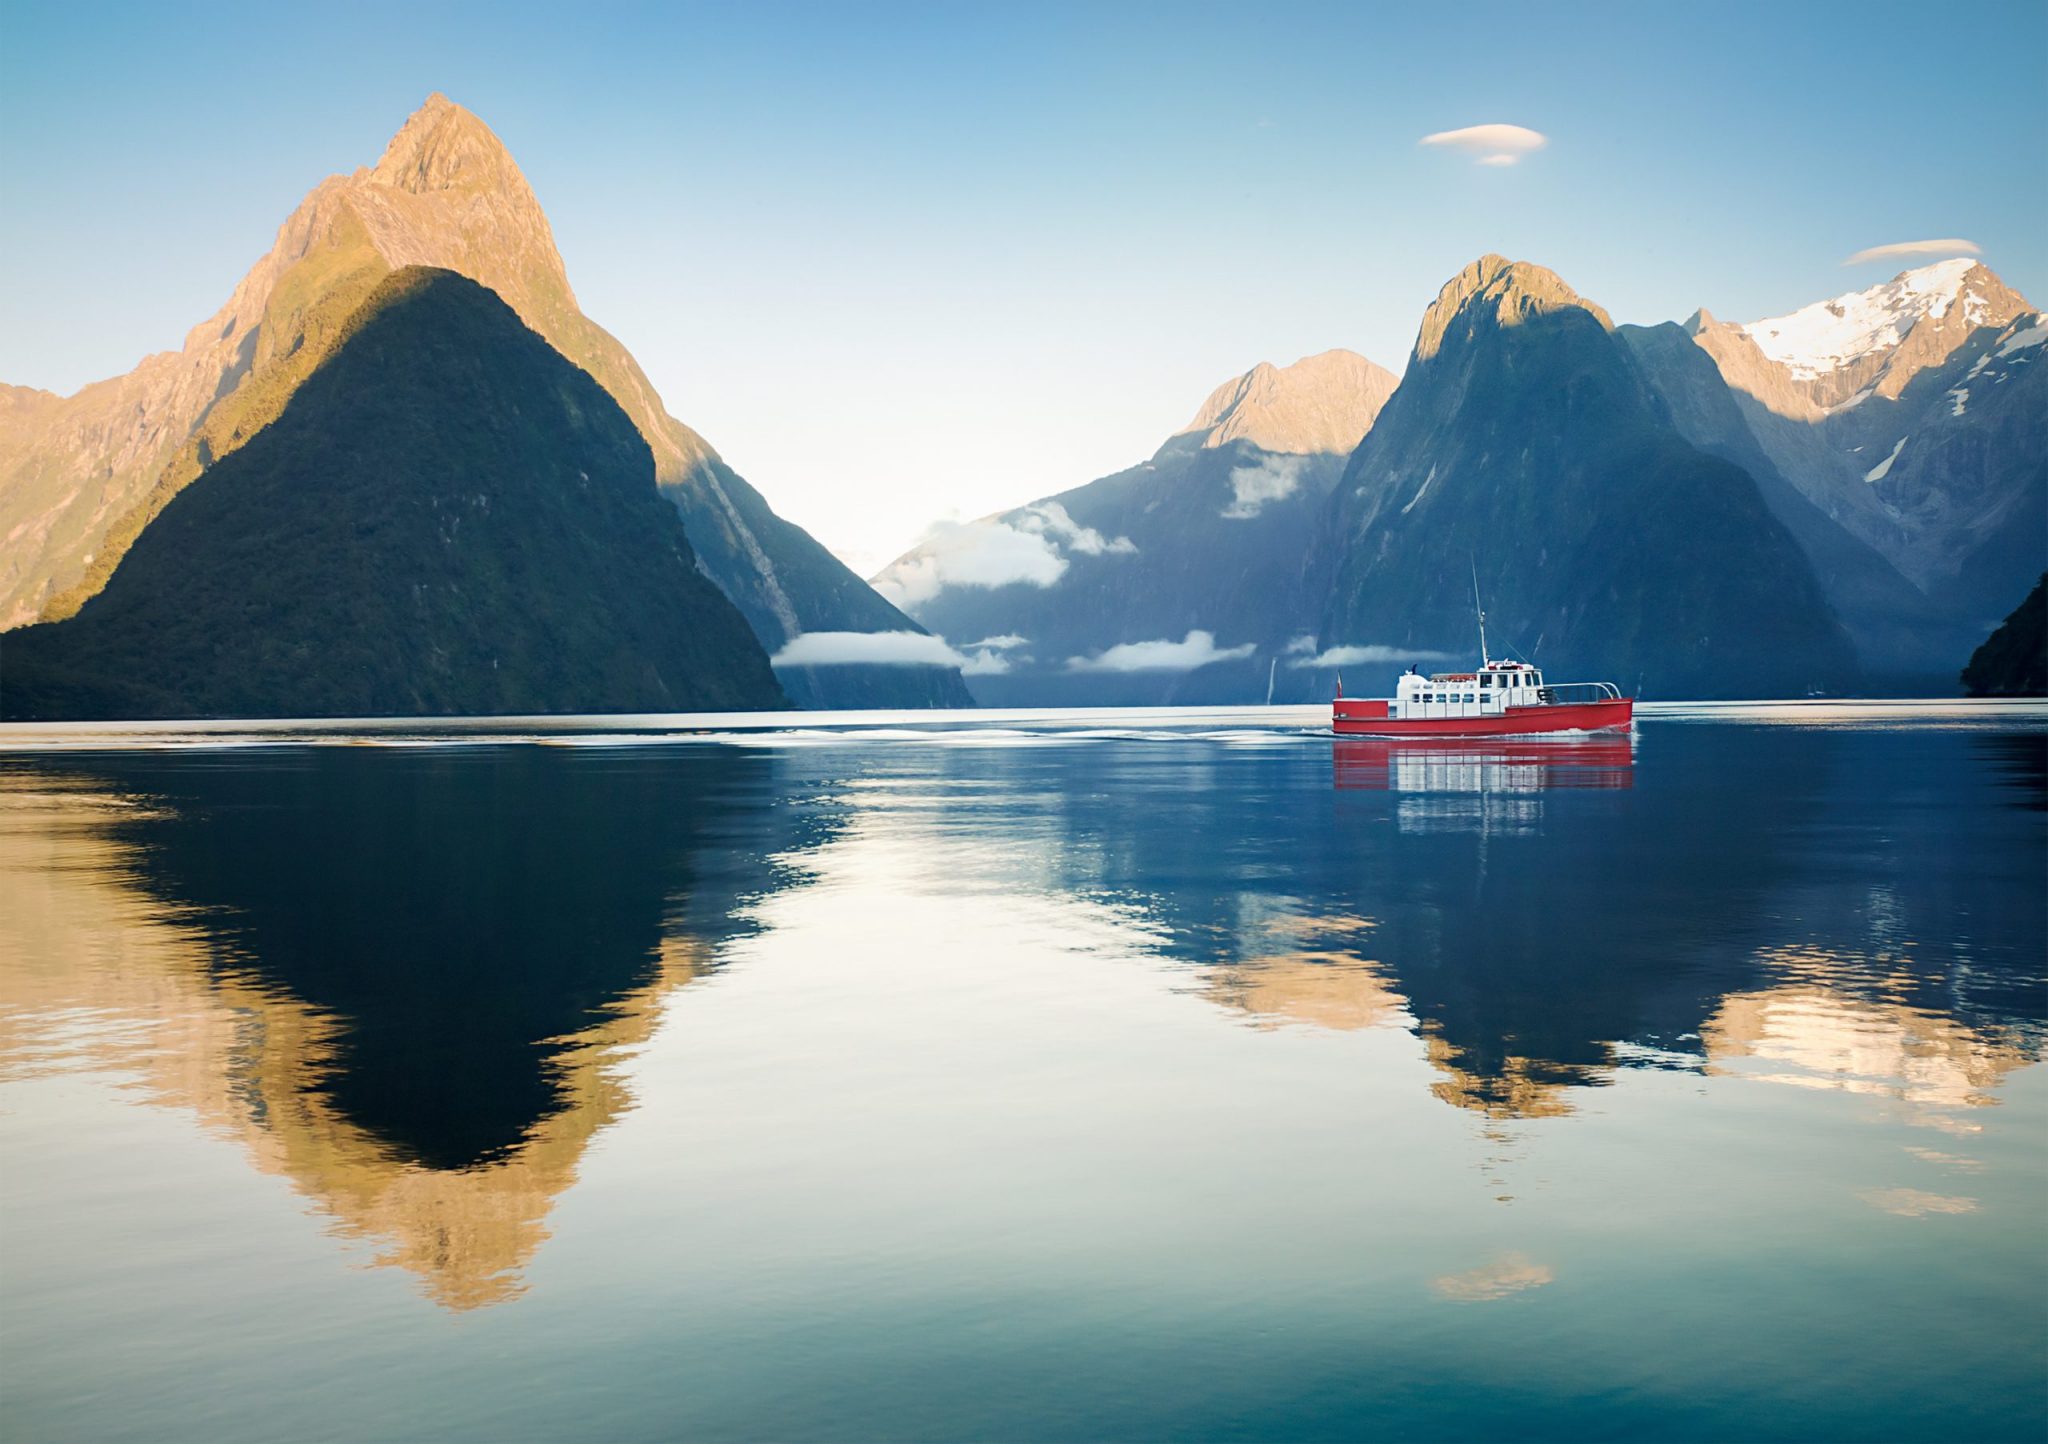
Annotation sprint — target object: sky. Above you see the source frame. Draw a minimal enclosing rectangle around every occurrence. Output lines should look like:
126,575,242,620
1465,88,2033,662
4,0,2045,577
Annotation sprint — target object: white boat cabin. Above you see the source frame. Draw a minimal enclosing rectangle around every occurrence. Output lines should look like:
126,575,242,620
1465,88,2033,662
1394,660,1546,720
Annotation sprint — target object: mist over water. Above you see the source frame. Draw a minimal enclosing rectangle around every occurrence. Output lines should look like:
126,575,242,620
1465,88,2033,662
2,704,2043,1442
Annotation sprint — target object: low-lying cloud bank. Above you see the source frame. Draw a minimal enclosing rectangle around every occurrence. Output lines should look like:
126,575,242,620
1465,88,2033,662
959,634,1031,676
771,631,967,668
871,503,1136,609
1286,641,1454,668
1068,630,1257,673
770,629,1028,676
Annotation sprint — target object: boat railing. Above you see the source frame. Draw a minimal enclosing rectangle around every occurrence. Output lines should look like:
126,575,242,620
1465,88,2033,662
1535,681,1624,705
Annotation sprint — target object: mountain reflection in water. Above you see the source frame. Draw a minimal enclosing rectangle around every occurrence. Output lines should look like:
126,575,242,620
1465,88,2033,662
0,747,828,1308
1,707,2043,1442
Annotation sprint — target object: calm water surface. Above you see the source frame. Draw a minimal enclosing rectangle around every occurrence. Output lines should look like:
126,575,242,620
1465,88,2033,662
2,703,2043,1442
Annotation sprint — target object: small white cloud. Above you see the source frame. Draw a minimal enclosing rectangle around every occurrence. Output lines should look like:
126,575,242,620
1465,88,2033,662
1016,501,1137,556
871,519,1068,608
873,505,1134,610
1068,630,1258,674
1222,455,1310,519
1420,123,1547,167
959,646,1023,676
964,634,1029,651
1841,238,1982,267
771,631,967,668
1283,634,1318,656
1289,643,1452,669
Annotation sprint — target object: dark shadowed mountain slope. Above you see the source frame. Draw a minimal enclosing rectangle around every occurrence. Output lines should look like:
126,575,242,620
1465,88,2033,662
872,350,1397,705
1315,256,1859,700
0,94,964,709
0,270,786,720
1621,319,1973,682
1961,575,2046,697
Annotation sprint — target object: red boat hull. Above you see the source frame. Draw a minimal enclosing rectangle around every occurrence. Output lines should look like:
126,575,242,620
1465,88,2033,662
1331,697,1634,737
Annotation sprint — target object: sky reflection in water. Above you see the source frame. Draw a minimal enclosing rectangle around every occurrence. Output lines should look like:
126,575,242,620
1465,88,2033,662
0,705,2043,1442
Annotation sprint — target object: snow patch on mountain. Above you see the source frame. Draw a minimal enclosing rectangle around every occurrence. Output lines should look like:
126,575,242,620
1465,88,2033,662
1742,259,1978,380
1399,464,1439,516
1996,314,2048,357
1864,436,1908,483
873,503,1134,609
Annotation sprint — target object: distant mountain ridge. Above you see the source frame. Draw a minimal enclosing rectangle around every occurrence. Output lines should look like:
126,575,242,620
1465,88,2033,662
1,269,786,720
0,94,967,709
879,251,2040,701
873,349,1397,705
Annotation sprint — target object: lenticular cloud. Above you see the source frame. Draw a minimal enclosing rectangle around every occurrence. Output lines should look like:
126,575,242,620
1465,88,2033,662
1841,238,1982,267
1419,123,1547,167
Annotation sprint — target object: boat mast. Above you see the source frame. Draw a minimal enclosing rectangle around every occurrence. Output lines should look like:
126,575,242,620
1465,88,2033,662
1470,561,1489,666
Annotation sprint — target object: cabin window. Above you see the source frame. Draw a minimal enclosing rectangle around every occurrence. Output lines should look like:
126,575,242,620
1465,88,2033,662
1481,674,1492,688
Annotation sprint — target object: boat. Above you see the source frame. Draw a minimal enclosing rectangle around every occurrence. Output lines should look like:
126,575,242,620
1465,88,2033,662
1332,661,1633,737
1329,581,1634,738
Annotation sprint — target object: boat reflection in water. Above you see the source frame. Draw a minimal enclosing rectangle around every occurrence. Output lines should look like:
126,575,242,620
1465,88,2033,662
1332,733,1635,793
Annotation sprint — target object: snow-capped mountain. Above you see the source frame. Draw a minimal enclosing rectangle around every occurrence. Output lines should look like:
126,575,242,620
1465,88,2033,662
1629,260,2044,669
1739,258,2022,404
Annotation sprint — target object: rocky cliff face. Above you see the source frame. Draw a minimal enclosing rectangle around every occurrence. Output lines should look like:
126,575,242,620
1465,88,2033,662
0,95,967,708
1316,255,1858,699
1,269,788,720
872,349,1396,705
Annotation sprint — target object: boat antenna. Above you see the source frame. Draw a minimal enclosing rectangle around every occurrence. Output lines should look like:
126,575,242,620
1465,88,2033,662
1471,559,1489,666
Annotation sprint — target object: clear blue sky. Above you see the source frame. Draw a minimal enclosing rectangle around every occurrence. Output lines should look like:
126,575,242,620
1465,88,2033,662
4,0,2044,573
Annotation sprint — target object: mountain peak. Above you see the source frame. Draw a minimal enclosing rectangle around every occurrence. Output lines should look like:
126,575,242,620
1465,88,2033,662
1415,254,1613,362
1739,258,2030,385
369,93,531,198
1176,348,1397,455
